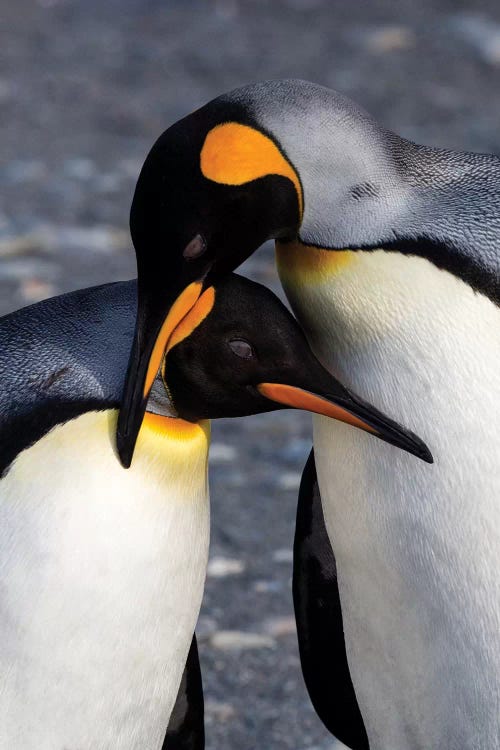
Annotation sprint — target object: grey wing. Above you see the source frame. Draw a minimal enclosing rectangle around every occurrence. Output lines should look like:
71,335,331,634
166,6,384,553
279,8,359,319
293,449,369,750
0,280,137,474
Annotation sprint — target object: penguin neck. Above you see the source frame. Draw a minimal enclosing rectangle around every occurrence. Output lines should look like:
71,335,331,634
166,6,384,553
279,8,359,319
276,240,500,429
380,140,500,303
292,137,500,302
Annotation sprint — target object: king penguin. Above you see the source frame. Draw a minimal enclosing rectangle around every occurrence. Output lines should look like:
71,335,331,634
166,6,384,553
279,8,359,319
0,272,429,750
116,79,500,750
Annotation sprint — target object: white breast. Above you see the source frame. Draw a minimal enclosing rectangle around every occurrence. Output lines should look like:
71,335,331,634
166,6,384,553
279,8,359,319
278,246,500,750
0,410,210,750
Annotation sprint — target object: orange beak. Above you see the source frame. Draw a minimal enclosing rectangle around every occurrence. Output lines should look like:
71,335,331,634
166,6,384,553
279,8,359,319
257,383,432,463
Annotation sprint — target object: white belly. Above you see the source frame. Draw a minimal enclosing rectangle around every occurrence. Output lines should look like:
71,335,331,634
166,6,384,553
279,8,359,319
278,244,500,750
0,410,210,750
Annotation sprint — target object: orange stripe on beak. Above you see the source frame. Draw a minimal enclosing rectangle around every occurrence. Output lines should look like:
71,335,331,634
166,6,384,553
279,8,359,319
257,383,378,435
143,281,203,397
166,286,216,353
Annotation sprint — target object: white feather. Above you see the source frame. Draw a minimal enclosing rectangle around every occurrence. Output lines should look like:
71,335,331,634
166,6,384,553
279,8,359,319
280,248,500,750
0,409,210,750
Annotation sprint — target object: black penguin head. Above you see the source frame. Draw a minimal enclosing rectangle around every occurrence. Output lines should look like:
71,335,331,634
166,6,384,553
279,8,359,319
140,274,432,469
117,90,303,465
130,106,301,289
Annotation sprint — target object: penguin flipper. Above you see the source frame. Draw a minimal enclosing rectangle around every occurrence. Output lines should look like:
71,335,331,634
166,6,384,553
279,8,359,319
293,449,369,750
0,281,138,476
162,634,205,750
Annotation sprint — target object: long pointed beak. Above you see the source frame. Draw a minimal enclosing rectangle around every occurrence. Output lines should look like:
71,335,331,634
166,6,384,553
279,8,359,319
257,382,433,463
116,281,204,468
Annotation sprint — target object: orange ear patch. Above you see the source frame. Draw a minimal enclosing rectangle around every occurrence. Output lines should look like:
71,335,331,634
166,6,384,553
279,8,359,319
166,286,216,353
200,122,303,218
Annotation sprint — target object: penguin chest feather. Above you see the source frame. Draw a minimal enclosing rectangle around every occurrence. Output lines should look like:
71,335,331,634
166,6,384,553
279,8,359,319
0,409,210,750
278,244,500,750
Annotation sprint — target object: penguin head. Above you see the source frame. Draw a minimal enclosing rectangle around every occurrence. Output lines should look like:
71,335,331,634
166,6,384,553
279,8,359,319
117,79,421,465
135,273,432,469
118,81,331,463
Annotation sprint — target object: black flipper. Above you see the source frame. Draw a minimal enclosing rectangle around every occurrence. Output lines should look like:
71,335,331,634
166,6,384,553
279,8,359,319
0,280,138,476
162,634,205,750
293,449,369,750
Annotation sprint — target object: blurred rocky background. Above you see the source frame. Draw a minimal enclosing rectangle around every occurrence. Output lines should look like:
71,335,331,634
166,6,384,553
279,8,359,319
1,1,500,748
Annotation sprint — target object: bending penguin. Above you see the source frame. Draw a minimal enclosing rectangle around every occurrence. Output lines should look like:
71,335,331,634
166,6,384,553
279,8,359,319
117,79,500,750
0,273,429,749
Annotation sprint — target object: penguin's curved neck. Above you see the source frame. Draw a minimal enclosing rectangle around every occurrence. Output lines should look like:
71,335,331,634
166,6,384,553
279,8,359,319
292,135,500,304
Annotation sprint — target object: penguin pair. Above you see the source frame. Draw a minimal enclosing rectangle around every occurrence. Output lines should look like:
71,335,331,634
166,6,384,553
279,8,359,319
0,272,428,749
118,79,500,750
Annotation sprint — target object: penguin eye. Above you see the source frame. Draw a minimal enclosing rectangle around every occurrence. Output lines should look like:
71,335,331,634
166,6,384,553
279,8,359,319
228,338,254,359
183,233,207,260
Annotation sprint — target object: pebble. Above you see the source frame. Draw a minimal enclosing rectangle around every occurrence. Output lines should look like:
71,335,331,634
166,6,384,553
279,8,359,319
223,470,245,487
118,158,143,178
273,548,293,564
207,556,246,578
0,225,128,258
94,173,123,193
366,25,415,53
4,160,46,183
58,226,128,253
214,0,238,20
277,471,302,490
209,442,238,462
281,437,311,462
196,615,218,640
263,616,296,637
253,579,283,593
0,258,55,281
451,13,500,65
0,79,11,100
63,158,96,180
209,630,276,651
205,700,236,722
0,234,41,258
286,0,324,8
20,278,56,303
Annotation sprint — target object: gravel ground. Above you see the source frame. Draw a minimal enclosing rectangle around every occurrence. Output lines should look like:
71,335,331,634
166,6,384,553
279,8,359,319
1,1,500,748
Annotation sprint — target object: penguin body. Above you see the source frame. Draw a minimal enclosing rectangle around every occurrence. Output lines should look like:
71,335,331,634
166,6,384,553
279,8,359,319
0,409,209,750
0,281,209,750
280,245,500,749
